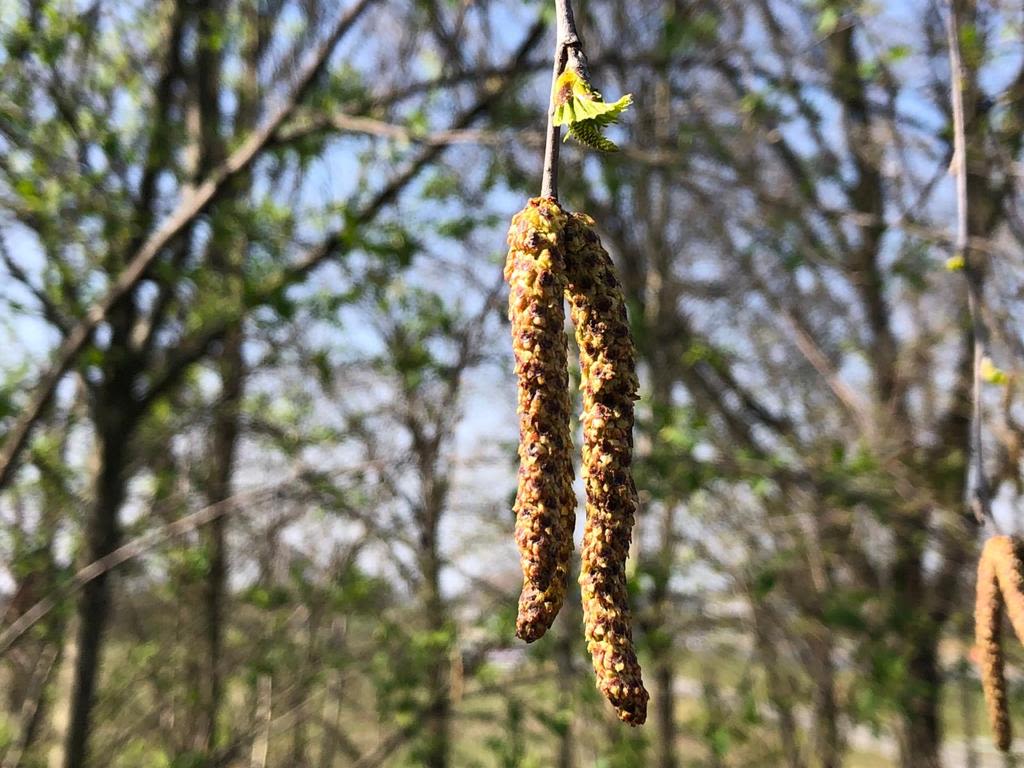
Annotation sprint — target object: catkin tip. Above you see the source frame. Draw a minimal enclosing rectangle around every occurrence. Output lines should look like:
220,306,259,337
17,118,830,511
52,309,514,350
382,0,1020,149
978,537,1012,751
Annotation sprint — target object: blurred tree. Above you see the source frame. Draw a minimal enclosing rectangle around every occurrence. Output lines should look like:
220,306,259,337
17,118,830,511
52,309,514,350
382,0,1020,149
562,1,1024,765
0,0,542,764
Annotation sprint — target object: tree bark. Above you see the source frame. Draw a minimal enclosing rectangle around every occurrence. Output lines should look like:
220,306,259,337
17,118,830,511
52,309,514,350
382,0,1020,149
648,510,678,768
61,414,131,768
3,643,58,768
194,0,253,747
958,657,979,768
200,322,244,750
421,540,450,768
46,616,78,768
808,635,840,768
897,640,942,768
554,589,579,768
749,600,804,768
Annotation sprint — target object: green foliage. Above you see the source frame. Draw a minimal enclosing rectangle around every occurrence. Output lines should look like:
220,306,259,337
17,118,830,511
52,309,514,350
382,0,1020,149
595,726,649,768
0,1,1019,765
482,698,527,768
659,7,719,55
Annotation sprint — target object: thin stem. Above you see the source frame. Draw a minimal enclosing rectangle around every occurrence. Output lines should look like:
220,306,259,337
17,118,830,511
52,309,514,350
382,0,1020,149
540,47,565,199
540,0,587,199
947,5,994,527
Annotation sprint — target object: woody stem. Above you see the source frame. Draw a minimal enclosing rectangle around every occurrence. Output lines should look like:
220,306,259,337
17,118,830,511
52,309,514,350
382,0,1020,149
540,0,586,200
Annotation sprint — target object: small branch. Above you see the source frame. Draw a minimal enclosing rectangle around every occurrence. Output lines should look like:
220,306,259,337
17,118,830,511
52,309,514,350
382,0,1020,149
540,30,566,197
0,482,283,656
1,643,59,768
277,112,545,148
947,6,994,527
0,233,71,334
0,453,418,657
780,308,871,433
540,0,587,199
134,20,545,411
249,676,272,768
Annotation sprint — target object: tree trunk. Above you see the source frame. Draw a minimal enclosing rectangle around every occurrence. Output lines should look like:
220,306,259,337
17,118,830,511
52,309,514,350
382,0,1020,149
647,498,677,768
201,323,244,750
749,600,804,768
61,420,130,768
809,636,840,768
421,544,450,768
554,596,578,768
196,0,253,742
652,659,677,768
897,640,942,768
700,674,726,768
3,643,59,768
958,657,979,768
46,616,78,768
250,675,272,768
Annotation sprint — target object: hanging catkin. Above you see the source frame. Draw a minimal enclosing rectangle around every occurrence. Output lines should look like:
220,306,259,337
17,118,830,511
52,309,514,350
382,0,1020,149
985,535,1024,646
504,197,576,642
976,540,1011,751
565,212,649,725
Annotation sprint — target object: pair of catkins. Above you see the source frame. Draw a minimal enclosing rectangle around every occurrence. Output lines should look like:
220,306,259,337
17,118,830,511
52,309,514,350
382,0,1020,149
504,196,648,725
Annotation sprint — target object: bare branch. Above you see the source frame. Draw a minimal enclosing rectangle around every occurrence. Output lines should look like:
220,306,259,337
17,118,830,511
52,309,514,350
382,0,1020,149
135,17,546,411
0,483,281,657
276,113,544,148
947,4,993,526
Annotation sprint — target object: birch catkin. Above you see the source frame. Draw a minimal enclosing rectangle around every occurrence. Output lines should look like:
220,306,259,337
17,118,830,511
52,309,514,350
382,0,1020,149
977,541,1011,751
504,197,576,642
986,535,1024,647
565,212,649,725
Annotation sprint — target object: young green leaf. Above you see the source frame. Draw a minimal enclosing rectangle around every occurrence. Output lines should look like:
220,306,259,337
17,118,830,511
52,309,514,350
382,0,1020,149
553,68,632,152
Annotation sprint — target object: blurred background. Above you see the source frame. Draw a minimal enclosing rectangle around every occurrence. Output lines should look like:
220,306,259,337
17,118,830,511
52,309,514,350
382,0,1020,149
1,0,1024,766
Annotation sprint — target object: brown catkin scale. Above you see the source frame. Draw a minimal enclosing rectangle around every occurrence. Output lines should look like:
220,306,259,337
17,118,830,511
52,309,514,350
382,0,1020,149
504,197,576,643
565,212,649,725
977,542,1011,751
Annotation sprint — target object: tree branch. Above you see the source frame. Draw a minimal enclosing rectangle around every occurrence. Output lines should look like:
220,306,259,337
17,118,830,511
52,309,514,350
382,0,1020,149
0,483,281,657
0,0,380,490
947,5,994,527
135,17,546,411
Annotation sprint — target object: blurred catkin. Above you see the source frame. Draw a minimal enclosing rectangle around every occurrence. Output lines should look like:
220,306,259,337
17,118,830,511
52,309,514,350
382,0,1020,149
977,539,1011,751
565,212,648,726
504,197,576,643
986,535,1024,647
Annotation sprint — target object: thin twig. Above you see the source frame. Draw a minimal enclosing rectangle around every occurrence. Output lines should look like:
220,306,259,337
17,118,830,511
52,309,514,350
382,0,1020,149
0,643,58,768
947,6,994,527
0,483,284,656
540,0,587,199
277,112,545,148
249,675,272,768
780,308,872,432
540,24,565,196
